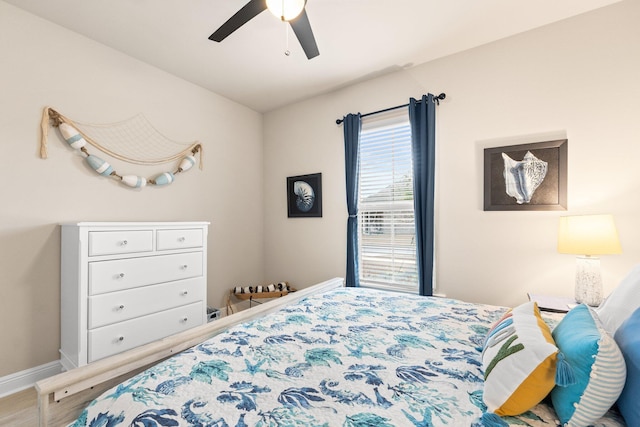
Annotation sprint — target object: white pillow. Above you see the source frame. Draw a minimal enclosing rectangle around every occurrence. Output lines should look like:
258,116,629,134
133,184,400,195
596,264,640,335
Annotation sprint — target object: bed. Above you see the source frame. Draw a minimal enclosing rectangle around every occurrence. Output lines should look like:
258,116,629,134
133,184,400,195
36,277,628,426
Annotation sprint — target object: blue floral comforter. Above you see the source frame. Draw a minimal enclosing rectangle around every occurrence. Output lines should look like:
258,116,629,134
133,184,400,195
71,287,625,427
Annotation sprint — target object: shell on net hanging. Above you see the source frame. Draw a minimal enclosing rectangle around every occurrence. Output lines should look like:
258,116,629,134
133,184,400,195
39,107,203,188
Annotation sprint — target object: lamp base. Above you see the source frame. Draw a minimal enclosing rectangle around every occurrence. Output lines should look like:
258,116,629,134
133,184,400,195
574,256,603,307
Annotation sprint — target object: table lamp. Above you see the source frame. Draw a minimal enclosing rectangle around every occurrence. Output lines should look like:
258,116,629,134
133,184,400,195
557,214,622,306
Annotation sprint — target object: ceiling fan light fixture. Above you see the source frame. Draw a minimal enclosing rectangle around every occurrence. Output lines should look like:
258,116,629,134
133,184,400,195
266,0,306,21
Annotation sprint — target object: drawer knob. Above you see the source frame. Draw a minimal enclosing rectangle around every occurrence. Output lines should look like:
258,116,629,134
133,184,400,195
118,304,125,310
181,264,188,270
182,317,188,322
121,240,128,246
118,273,125,279
182,290,188,296
178,237,186,242
118,336,125,342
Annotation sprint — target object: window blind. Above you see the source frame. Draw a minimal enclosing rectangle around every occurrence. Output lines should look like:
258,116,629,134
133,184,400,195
358,114,418,294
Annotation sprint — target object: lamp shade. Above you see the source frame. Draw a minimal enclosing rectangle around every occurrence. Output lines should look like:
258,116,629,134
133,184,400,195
266,0,306,21
557,214,622,255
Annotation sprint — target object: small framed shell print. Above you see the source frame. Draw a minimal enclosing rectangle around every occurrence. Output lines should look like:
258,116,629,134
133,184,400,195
484,139,567,211
287,173,322,217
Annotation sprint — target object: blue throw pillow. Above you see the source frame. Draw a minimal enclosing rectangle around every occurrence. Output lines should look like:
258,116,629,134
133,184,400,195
614,307,640,426
550,304,626,426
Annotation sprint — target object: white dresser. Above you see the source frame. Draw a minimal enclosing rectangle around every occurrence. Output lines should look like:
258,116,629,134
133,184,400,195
60,221,209,370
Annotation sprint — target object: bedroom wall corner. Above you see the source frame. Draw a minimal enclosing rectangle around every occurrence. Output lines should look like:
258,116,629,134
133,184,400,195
0,1,264,380
262,0,640,306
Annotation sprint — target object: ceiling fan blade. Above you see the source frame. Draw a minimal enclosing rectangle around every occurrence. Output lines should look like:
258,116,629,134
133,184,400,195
209,0,267,42
289,9,319,59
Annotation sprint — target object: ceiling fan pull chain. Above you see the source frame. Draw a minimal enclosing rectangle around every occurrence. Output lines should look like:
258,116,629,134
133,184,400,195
285,22,291,56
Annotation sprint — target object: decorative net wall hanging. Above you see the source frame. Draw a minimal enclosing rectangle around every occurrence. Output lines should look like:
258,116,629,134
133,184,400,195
40,107,203,188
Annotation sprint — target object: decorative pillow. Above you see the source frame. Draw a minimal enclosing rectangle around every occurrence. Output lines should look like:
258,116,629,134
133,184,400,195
596,263,640,336
481,301,559,417
614,307,640,426
551,304,626,427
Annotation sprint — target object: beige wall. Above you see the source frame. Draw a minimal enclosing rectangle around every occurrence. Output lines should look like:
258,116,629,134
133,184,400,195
263,1,640,306
0,2,264,376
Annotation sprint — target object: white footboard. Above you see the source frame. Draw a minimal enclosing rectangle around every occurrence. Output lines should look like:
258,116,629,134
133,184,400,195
35,277,344,427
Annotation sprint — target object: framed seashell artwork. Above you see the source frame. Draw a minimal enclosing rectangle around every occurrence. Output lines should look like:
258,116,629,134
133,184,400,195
484,139,567,211
287,172,322,217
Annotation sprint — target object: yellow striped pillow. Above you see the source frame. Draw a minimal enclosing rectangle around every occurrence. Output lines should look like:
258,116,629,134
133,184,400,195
482,301,559,416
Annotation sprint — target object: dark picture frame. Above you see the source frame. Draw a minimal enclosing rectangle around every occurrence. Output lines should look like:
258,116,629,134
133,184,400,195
287,173,322,218
484,139,567,211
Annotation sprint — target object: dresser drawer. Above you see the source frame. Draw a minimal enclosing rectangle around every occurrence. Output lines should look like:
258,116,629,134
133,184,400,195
88,230,153,256
88,301,204,363
88,277,205,329
89,252,203,295
157,228,203,251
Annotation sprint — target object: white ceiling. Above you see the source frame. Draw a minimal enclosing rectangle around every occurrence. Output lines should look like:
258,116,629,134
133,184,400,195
5,0,622,112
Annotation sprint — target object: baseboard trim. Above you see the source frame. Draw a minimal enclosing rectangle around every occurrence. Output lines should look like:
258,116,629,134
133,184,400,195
0,361,62,398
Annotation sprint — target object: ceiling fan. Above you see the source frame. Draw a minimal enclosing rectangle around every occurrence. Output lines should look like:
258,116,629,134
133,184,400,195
209,0,319,59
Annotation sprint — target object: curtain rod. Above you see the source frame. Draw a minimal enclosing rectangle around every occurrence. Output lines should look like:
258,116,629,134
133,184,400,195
335,93,446,125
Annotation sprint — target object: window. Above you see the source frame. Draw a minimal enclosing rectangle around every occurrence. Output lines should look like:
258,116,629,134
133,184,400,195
358,112,418,294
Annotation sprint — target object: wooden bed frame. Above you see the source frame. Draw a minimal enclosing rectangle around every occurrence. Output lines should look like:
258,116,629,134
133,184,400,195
35,277,344,427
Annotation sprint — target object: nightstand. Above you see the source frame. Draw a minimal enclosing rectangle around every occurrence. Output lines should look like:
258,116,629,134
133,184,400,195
527,293,577,313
